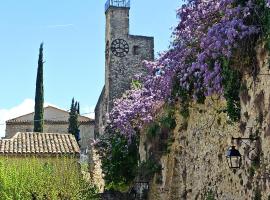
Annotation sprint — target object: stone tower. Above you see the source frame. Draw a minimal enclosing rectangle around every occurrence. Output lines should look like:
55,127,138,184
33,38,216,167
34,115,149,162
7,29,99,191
95,0,154,136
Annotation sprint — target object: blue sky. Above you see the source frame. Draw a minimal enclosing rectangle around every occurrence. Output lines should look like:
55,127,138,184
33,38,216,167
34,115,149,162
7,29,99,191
0,0,182,135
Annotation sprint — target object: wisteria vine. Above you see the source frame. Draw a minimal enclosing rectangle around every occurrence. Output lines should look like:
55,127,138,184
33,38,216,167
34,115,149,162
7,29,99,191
109,0,270,138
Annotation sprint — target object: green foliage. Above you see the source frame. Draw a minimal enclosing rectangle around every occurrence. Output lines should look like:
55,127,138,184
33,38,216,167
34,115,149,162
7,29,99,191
179,87,190,119
165,137,175,153
131,79,142,89
159,106,176,130
137,159,162,181
258,0,270,52
99,133,139,192
221,58,241,122
68,98,80,143
254,187,262,200
146,122,161,139
147,106,176,140
248,166,256,178
0,157,98,200
172,77,191,119
34,43,44,133
146,107,176,155
205,190,215,200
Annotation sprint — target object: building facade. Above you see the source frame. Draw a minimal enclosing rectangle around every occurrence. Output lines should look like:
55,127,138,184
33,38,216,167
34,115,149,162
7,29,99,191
5,106,94,153
95,0,155,136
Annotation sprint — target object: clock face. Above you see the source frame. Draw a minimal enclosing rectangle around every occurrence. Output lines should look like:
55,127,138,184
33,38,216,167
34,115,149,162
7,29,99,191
111,39,129,57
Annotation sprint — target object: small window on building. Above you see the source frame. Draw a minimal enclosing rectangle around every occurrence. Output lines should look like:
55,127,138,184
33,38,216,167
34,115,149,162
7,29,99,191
133,45,140,55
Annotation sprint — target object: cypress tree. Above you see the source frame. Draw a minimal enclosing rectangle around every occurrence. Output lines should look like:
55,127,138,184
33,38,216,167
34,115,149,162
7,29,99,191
68,98,80,142
77,102,80,115
34,43,44,132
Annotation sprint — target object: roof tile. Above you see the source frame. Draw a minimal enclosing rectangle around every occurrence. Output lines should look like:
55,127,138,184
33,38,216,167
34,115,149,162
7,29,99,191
0,132,80,157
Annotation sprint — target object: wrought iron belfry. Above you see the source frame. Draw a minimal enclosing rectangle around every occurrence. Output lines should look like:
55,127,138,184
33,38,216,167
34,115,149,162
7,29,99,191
105,0,131,12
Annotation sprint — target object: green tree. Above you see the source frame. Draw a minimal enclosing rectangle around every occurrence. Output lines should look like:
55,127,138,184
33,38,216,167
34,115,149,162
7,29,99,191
68,98,80,142
97,129,139,191
34,43,44,132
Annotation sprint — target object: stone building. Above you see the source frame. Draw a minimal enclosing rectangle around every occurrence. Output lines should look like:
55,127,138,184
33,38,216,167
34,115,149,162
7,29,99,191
5,106,94,153
95,0,154,136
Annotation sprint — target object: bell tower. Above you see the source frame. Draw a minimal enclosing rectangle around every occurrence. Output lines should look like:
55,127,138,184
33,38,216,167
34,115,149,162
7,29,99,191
95,0,154,136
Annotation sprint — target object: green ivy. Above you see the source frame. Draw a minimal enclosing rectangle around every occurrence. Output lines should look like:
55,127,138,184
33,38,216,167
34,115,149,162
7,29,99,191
254,187,262,200
137,159,162,181
146,106,176,155
146,122,161,139
259,0,270,51
159,106,176,130
179,87,190,119
221,58,241,122
205,190,215,200
131,79,142,89
98,132,139,192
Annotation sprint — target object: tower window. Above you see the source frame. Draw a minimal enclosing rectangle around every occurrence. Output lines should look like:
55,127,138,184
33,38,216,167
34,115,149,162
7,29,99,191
133,45,140,55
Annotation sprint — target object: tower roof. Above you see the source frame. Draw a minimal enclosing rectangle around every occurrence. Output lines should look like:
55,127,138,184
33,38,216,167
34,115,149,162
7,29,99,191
105,0,130,12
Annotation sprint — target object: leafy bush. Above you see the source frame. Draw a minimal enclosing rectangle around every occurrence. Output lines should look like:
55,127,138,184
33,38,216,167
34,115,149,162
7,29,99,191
137,159,162,181
146,122,161,139
254,187,262,200
0,157,98,200
97,132,139,192
159,106,176,130
222,58,241,122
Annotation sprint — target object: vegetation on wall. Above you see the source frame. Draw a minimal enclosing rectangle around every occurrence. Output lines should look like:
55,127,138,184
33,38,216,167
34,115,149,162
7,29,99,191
96,131,139,192
97,107,175,192
137,159,162,182
221,58,241,122
146,105,176,154
254,187,262,200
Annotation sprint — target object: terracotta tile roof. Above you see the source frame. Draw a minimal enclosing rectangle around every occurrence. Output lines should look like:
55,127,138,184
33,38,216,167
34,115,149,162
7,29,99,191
0,132,80,157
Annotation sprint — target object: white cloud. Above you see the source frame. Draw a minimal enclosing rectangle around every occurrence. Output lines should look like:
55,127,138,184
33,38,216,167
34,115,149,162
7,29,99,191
0,99,55,138
81,105,95,119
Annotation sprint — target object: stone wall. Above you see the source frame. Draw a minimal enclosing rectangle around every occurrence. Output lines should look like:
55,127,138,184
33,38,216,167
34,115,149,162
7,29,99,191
89,147,105,192
95,87,106,137
139,45,270,199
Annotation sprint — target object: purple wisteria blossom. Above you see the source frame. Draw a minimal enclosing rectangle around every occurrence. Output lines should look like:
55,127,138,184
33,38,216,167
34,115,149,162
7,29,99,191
267,0,270,7
109,0,268,137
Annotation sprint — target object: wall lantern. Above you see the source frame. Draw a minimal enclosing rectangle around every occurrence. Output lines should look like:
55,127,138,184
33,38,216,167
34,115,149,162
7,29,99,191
226,137,258,169
226,146,242,169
